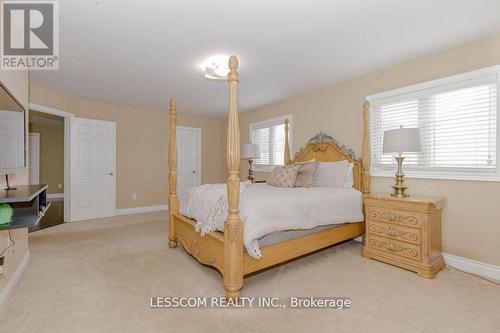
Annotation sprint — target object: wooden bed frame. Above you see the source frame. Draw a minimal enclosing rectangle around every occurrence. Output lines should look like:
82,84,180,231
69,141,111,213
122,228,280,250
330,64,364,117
168,56,372,298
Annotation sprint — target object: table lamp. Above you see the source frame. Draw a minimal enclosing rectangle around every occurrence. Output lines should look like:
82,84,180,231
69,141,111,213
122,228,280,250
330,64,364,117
383,126,422,198
241,143,260,183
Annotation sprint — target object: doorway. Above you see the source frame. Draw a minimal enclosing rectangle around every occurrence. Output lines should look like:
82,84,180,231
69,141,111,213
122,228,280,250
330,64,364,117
28,111,65,231
29,103,117,223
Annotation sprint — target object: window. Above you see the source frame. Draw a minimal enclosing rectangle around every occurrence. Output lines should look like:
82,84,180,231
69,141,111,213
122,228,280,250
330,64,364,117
368,65,500,181
249,115,292,171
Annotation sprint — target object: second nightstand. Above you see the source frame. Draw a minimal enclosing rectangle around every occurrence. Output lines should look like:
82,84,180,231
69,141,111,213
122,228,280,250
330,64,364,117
363,193,446,278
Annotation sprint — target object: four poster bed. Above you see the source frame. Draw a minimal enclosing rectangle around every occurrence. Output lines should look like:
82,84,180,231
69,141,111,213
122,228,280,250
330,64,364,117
168,56,372,298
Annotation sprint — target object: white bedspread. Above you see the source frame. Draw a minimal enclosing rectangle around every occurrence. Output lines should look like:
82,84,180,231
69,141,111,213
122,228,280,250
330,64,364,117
179,182,363,259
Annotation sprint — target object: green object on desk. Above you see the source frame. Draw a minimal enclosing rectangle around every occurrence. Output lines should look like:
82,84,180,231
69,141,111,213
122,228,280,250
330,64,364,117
0,203,13,226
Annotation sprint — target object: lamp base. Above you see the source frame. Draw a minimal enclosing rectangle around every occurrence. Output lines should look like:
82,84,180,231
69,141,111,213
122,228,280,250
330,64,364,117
4,174,17,191
247,159,255,183
390,185,409,198
391,155,409,198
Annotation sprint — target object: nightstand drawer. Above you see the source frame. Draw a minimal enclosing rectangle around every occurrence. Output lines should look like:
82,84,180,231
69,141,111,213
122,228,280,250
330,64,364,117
367,221,421,245
366,235,422,262
366,206,422,228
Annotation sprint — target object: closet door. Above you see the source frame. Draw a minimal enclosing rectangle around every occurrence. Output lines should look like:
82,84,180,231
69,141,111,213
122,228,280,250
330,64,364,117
71,118,116,221
28,133,40,184
177,126,201,197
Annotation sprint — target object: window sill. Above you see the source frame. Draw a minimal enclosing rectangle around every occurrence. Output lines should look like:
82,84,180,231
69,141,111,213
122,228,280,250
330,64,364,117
372,170,500,182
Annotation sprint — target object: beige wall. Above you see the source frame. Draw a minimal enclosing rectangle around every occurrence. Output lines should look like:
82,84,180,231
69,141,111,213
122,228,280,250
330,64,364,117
29,116,65,194
0,228,28,295
230,33,500,266
30,84,224,209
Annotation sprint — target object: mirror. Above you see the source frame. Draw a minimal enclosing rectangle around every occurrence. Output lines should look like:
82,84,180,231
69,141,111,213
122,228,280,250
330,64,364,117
0,82,26,176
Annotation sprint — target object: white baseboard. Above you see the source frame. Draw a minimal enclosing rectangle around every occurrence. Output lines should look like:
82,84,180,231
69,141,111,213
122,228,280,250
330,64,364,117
442,253,500,281
0,251,30,316
353,237,500,281
115,204,168,216
47,193,64,200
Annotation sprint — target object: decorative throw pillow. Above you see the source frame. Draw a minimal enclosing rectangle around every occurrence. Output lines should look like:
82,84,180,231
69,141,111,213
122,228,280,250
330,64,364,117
314,160,349,188
267,164,301,187
294,161,319,187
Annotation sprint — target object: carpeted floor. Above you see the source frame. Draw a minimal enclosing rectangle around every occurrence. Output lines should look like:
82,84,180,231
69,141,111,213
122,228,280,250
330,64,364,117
0,211,499,333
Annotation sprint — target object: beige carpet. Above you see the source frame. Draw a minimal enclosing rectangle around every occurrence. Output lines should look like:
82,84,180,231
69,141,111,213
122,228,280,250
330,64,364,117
0,212,499,333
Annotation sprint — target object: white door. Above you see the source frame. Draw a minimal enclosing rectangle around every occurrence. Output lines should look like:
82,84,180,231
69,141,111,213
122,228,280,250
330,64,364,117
177,126,201,197
71,118,116,221
28,133,40,185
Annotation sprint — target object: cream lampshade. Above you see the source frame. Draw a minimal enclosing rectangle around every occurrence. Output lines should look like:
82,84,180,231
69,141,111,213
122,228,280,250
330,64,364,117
383,127,422,154
383,127,422,198
241,144,260,182
241,144,260,160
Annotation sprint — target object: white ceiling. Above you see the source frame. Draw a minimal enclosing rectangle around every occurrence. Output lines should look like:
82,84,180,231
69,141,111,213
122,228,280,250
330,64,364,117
31,0,500,117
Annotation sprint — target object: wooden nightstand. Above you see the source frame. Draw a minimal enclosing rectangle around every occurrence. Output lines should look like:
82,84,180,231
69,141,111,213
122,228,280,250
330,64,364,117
362,193,446,278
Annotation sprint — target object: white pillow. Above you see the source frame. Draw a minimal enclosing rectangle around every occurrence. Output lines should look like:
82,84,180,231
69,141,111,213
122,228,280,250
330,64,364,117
314,160,349,188
345,163,354,188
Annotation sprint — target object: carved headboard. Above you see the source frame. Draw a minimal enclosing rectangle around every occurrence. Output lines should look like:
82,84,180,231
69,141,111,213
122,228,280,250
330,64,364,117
291,133,363,191
283,102,371,193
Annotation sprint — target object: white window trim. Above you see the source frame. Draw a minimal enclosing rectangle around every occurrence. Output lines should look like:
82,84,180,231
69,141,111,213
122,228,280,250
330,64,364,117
249,114,293,172
367,64,500,182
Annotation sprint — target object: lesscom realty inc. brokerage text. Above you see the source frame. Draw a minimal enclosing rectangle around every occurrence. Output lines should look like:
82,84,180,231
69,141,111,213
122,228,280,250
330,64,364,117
150,296,352,309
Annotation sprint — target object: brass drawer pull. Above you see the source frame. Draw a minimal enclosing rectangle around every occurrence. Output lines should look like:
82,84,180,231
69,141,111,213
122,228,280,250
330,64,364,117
385,243,396,251
387,227,397,237
387,212,397,221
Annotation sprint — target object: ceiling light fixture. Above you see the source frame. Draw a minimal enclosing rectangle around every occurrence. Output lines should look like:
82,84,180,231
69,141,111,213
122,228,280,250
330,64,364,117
201,54,230,80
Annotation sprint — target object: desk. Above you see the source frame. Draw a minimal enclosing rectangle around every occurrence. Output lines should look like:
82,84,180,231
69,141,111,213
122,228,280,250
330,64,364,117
0,185,50,230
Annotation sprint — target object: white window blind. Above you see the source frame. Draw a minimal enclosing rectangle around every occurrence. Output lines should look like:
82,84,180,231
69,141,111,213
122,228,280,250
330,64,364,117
250,115,292,170
369,69,499,181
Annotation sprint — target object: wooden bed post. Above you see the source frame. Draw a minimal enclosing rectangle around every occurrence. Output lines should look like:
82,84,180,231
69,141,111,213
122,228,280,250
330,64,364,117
362,101,371,193
168,99,179,248
284,119,291,165
224,55,243,299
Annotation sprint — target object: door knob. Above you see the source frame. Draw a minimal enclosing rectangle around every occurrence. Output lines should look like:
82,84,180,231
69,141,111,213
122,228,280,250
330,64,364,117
108,172,114,176
192,171,196,174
